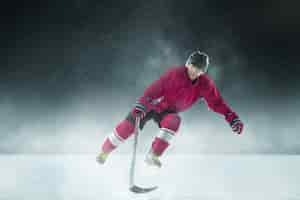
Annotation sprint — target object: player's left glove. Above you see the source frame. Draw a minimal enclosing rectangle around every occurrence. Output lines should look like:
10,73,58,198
225,112,244,135
131,102,147,120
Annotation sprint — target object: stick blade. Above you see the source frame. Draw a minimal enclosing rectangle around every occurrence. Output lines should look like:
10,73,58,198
129,185,158,193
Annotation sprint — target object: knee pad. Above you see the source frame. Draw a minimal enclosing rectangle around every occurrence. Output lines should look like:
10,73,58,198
159,113,181,133
151,114,181,156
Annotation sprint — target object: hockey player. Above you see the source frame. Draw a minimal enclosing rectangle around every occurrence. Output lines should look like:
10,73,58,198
97,50,244,168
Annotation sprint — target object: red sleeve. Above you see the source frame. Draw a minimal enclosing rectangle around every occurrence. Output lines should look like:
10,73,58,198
137,68,173,112
202,77,233,116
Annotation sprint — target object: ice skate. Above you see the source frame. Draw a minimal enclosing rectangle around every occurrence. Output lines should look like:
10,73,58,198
96,152,109,164
145,150,162,168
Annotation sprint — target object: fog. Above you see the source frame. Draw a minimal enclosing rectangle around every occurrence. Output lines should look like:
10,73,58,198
1,35,299,154
1,1,299,154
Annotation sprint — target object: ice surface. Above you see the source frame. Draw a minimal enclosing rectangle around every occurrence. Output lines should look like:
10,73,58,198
1,154,300,200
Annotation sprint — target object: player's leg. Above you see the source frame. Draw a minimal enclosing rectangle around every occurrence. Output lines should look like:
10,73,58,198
97,117,135,164
97,112,152,164
145,113,181,167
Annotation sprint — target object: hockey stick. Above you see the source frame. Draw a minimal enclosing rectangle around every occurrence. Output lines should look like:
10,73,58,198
129,116,158,193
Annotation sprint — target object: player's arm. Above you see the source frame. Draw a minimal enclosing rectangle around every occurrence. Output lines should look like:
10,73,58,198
132,69,172,118
202,78,244,135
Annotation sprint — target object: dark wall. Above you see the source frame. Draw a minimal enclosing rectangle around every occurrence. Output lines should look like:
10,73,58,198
1,0,299,153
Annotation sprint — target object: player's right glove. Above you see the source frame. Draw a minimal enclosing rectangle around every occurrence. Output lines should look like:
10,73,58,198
131,101,147,119
225,112,244,135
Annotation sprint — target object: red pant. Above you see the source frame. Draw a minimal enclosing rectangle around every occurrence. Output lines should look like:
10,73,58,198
101,110,181,156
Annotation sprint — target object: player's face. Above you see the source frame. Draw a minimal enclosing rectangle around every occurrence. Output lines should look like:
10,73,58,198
187,64,205,80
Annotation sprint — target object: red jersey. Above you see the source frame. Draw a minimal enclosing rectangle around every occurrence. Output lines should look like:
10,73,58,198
138,66,233,116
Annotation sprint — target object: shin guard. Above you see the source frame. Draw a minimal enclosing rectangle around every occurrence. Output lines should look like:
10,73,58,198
151,113,181,156
101,119,135,153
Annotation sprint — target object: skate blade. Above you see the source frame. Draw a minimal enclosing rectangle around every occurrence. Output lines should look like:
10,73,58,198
129,185,158,193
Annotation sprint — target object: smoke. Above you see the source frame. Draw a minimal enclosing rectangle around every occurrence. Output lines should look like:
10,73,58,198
0,1,299,154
